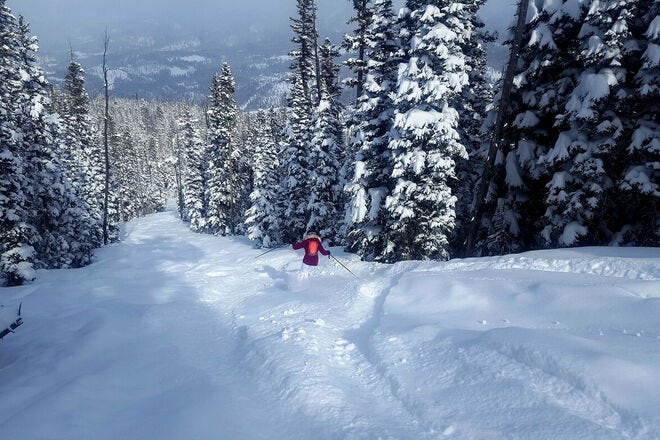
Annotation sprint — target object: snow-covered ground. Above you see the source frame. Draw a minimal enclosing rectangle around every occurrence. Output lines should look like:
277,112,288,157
1,209,659,439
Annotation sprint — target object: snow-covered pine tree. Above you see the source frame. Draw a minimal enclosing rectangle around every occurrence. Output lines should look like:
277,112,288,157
61,58,104,247
617,0,659,245
307,40,343,240
0,126,35,285
136,104,174,216
342,0,400,258
86,96,191,225
60,60,86,183
205,63,239,236
0,1,35,285
138,135,167,216
172,130,186,220
14,16,94,269
290,0,321,106
232,110,255,236
318,38,342,100
382,0,472,262
491,0,587,252
179,109,206,232
268,106,288,238
1,3,107,282
246,110,282,247
466,0,529,257
280,0,325,242
109,122,141,222
280,76,313,242
538,1,637,247
451,0,495,252
343,0,374,100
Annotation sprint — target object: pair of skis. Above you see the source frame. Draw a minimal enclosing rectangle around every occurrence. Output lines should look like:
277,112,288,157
0,302,23,341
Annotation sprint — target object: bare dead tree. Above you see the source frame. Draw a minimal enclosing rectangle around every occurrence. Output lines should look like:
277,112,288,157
102,28,111,245
465,0,531,256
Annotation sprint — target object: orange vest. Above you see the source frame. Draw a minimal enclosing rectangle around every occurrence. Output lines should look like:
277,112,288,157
308,239,319,255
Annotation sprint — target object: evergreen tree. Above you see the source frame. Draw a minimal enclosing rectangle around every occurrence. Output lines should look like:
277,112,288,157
0,126,34,284
205,63,239,235
318,38,342,100
246,110,282,247
2,11,97,276
61,58,104,247
382,0,472,262
539,1,633,247
306,39,343,239
0,2,35,285
491,0,587,252
343,0,374,100
16,16,95,269
451,0,494,252
343,0,400,258
232,110,256,236
280,0,329,242
180,110,206,232
280,76,313,241
109,122,140,221
490,0,659,250
617,1,659,245
290,0,321,105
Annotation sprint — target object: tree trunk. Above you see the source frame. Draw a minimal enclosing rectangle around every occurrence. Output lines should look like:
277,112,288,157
313,13,322,105
102,30,111,245
174,135,185,219
464,0,530,256
356,43,365,100
354,0,369,101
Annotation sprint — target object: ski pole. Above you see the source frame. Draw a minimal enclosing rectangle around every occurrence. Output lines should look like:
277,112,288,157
330,255,360,279
254,243,288,259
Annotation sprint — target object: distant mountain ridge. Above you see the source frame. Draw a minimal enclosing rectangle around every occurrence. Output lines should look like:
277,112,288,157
12,0,511,108
40,22,298,109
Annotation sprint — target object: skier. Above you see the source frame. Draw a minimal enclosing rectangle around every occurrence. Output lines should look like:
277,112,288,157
292,232,330,272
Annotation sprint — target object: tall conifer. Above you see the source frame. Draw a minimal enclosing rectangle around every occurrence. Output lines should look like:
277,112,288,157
205,63,239,235
382,0,472,262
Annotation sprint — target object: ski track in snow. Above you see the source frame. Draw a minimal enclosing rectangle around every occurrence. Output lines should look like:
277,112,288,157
1,209,659,439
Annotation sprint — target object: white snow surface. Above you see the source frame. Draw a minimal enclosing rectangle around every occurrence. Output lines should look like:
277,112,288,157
1,209,659,439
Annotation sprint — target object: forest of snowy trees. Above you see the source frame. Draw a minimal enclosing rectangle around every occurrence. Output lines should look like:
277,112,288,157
1,0,658,286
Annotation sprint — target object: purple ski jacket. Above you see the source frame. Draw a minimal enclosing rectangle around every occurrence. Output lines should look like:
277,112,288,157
292,235,330,266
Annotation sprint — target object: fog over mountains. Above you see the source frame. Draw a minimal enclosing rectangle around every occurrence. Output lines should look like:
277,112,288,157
11,0,514,108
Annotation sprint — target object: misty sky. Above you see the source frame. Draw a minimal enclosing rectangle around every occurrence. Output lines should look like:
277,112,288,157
10,0,516,54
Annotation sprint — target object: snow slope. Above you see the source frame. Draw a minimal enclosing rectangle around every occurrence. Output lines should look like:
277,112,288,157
1,209,659,439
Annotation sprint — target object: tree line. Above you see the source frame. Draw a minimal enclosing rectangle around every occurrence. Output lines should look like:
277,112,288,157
1,0,185,285
179,0,658,262
2,0,658,286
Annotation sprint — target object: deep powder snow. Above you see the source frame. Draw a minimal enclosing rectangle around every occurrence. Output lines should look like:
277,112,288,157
1,209,659,439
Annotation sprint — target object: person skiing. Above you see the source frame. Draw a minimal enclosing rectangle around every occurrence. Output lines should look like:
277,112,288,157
292,232,330,267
